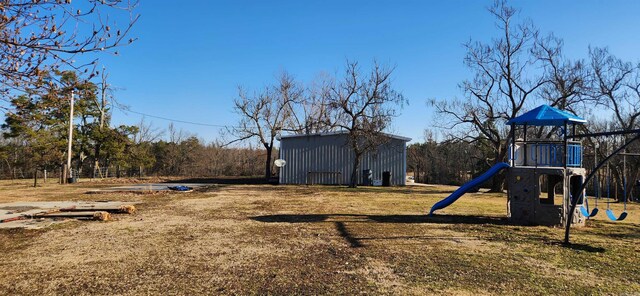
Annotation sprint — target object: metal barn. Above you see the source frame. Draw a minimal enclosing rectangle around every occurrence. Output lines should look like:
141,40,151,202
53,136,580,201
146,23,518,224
277,132,411,186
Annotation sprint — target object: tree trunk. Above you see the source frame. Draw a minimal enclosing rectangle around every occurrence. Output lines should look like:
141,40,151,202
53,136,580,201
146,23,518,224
94,70,107,180
4,159,14,180
92,159,99,179
349,154,361,188
489,171,505,192
488,145,507,193
33,169,37,187
61,165,67,184
264,146,273,179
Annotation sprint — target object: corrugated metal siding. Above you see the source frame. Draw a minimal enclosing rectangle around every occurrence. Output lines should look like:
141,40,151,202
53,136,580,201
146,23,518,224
278,133,407,185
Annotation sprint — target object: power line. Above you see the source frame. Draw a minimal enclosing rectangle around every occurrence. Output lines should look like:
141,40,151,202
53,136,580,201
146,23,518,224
113,104,236,128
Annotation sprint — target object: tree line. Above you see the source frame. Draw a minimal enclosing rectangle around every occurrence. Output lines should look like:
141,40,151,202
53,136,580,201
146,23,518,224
0,67,268,181
0,91,268,181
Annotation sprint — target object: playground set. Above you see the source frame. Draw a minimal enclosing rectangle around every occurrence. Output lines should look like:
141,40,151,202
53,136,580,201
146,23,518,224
428,104,638,244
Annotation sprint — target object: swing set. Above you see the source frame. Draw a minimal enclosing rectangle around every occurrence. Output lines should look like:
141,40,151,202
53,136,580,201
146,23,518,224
564,129,640,244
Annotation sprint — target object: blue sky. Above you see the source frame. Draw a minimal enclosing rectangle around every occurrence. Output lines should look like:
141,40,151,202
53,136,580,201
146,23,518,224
98,0,640,144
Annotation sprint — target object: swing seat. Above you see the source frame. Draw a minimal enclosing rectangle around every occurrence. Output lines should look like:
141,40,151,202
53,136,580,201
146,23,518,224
605,209,627,221
580,206,599,218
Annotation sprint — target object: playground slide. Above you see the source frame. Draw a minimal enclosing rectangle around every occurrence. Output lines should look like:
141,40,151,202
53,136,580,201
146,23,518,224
429,162,510,215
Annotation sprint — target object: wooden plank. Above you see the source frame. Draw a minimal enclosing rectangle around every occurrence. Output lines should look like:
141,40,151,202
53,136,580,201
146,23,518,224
1,209,60,223
34,211,111,221
60,205,136,214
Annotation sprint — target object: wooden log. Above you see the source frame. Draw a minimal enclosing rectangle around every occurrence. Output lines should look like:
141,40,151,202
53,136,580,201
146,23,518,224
0,216,26,223
1,208,61,223
60,205,136,214
34,211,111,221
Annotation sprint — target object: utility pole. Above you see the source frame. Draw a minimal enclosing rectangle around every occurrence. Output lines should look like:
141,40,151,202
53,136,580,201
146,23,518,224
66,90,75,183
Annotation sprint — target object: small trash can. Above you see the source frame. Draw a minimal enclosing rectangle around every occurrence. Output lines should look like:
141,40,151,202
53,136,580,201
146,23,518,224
67,177,77,184
382,171,391,187
362,169,372,186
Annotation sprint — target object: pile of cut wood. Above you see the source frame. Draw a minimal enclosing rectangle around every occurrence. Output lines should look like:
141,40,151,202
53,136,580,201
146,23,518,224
0,202,137,225
35,204,137,221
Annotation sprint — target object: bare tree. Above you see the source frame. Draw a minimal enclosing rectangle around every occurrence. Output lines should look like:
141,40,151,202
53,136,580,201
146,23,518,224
535,35,590,112
89,68,112,177
407,142,427,183
228,72,302,179
587,47,640,201
589,47,640,131
133,118,163,144
168,122,192,144
531,34,591,138
327,61,405,188
289,72,336,134
432,1,546,192
0,0,139,99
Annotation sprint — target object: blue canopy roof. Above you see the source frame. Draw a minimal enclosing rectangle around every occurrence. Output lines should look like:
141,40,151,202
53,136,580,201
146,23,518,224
506,104,587,126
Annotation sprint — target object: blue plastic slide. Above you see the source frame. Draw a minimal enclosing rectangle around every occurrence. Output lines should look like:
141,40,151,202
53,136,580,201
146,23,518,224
429,162,510,215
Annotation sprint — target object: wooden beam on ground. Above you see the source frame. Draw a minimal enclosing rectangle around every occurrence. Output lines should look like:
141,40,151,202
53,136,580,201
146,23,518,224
1,208,61,223
60,205,136,214
0,216,26,223
34,211,111,221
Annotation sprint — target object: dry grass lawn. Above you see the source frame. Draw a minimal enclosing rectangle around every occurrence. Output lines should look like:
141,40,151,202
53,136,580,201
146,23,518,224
0,179,639,295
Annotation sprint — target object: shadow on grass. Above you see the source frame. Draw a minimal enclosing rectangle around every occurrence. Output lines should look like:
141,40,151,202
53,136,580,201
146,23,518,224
251,213,508,225
335,221,363,248
585,221,640,240
555,242,606,253
251,214,506,248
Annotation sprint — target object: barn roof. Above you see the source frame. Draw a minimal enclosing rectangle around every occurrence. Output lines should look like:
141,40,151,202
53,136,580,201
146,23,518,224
278,131,412,142
506,104,587,126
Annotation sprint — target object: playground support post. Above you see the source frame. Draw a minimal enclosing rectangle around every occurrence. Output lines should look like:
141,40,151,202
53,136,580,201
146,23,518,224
564,133,640,244
563,122,568,169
